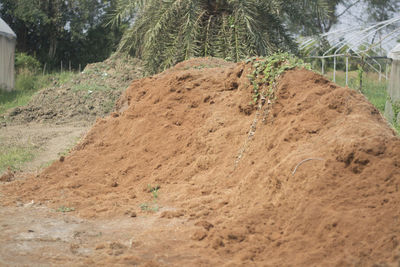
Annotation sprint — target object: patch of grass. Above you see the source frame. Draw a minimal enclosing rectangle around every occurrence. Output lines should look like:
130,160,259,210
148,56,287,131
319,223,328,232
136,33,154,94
394,123,400,133
53,71,77,85
0,89,35,115
0,74,41,115
102,99,116,114
56,206,75,213
140,203,159,212
72,82,113,92
0,144,35,172
361,80,387,113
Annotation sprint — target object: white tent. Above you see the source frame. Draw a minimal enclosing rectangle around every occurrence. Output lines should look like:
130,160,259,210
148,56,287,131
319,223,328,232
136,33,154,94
385,44,400,124
0,17,16,92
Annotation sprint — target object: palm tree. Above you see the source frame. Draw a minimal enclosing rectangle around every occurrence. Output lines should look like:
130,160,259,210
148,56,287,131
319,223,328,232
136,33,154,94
112,0,331,73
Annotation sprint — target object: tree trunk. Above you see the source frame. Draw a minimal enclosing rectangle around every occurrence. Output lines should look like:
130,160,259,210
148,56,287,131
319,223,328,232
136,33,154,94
48,37,57,59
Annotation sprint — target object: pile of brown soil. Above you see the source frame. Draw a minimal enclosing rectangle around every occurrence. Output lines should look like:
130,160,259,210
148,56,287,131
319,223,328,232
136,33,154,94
7,55,143,125
2,58,400,265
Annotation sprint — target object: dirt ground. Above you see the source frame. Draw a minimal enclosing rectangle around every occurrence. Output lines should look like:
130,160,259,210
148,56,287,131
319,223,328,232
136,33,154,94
0,204,222,266
1,58,400,266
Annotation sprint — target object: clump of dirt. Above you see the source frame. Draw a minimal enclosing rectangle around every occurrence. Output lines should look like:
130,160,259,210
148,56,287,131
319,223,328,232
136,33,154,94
2,58,400,266
0,168,14,182
7,54,144,125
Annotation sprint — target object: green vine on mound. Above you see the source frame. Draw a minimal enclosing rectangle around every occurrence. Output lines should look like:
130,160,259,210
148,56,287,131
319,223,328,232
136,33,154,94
234,53,310,170
246,52,311,104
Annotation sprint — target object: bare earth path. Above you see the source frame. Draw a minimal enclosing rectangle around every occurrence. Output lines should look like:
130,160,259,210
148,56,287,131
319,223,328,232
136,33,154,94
0,204,213,266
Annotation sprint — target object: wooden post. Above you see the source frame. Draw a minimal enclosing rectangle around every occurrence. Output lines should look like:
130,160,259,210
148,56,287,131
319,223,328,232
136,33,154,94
61,61,63,72
345,56,349,86
43,63,47,76
386,62,389,80
358,56,365,92
69,61,71,72
379,64,382,82
333,57,336,83
79,64,81,73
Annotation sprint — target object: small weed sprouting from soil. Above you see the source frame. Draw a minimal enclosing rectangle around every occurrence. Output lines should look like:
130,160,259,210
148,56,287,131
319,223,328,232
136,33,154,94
246,53,311,104
56,206,75,213
149,184,160,199
140,203,159,212
140,184,160,212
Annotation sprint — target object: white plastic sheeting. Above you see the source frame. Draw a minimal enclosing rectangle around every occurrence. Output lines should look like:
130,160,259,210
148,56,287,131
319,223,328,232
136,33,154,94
0,18,16,92
388,44,400,60
385,44,400,123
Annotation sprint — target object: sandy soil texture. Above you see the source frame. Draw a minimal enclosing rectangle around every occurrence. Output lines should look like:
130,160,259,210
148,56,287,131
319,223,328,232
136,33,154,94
1,58,400,266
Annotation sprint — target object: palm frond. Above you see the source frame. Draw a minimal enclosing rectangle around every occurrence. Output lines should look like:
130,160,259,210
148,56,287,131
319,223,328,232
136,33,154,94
113,0,332,73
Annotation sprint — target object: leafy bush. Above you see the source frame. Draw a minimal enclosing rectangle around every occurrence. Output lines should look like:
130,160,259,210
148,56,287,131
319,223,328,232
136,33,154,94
15,52,41,74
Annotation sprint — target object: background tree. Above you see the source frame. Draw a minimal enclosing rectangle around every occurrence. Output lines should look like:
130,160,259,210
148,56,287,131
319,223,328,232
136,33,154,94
365,0,399,23
0,0,127,71
113,0,332,73
285,0,344,35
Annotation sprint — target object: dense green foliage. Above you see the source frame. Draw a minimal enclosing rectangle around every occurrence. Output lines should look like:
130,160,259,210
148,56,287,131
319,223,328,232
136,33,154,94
113,0,332,73
365,0,400,23
0,0,127,70
1,0,397,73
15,52,41,73
287,0,343,35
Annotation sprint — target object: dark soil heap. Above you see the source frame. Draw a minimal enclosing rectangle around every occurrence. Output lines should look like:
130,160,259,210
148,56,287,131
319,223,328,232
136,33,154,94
2,58,400,266
7,55,143,125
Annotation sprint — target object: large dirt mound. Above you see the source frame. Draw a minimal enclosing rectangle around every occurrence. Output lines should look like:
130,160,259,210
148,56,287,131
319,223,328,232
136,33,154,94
7,55,143,125
2,58,400,266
